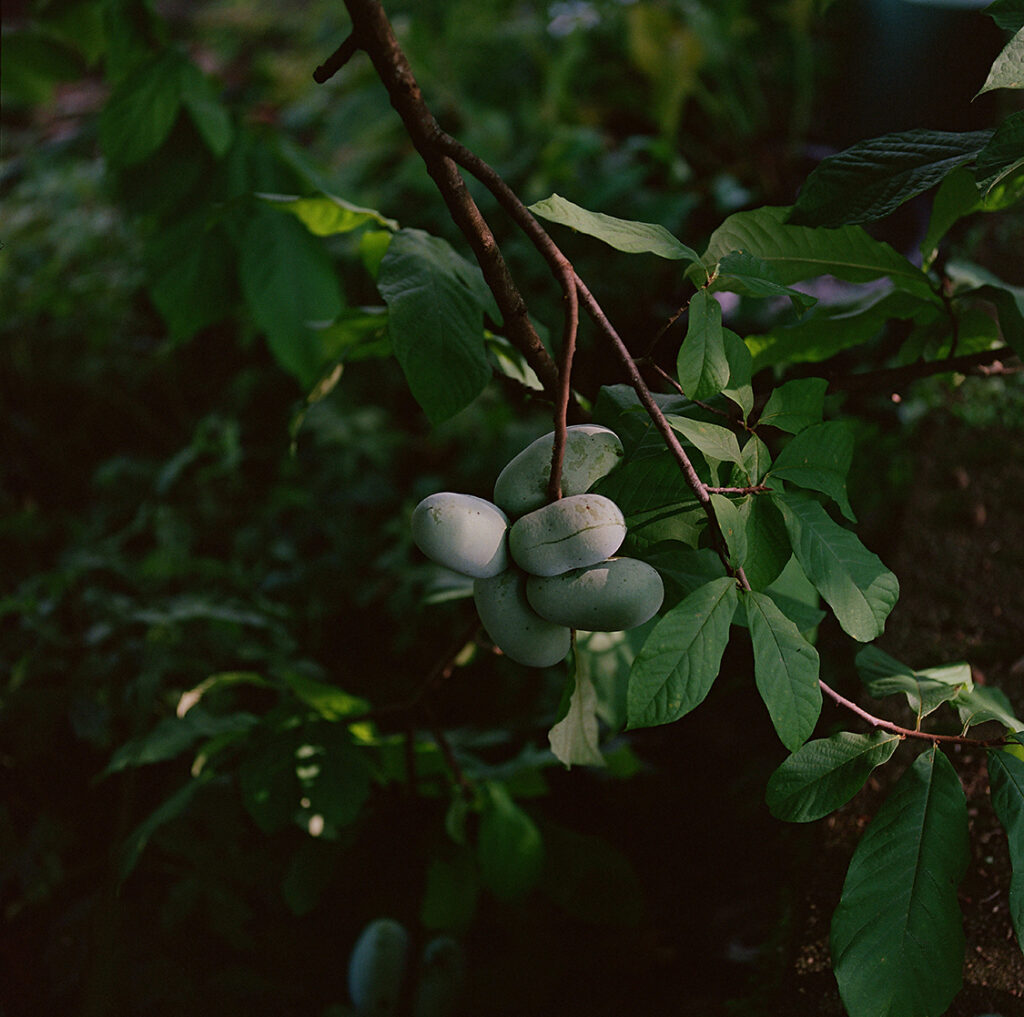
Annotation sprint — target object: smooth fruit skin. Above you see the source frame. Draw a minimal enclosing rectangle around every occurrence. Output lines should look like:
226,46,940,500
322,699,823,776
493,424,624,517
411,492,509,578
473,570,571,667
348,918,409,1017
508,494,626,577
526,557,665,631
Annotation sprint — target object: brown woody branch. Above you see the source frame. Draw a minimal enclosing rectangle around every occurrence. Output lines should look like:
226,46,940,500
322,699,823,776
826,347,1018,394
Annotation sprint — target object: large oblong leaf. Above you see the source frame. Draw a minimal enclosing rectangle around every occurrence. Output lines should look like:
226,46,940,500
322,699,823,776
698,206,933,297
988,746,1024,948
666,414,744,465
831,746,970,1017
788,129,992,228
744,590,821,751
767,421,856,522
774,493,898,642
766,730,901,823
626,577,738,729
529,193,701,263
677,289,728,399
377,228,493,424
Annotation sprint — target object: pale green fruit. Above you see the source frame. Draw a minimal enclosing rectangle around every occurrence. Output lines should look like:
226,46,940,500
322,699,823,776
526,557,664,631
473,569,571,667
493,424,624,517
348,918,409,1017
411,492,508,578
508,494,626,577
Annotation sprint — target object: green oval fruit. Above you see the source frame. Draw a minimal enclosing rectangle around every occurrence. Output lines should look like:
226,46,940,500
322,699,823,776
473,570,571,667
493,424,624,517
411,492,508,578
526,557,664,631
348,917,409,1017
508,494,626,577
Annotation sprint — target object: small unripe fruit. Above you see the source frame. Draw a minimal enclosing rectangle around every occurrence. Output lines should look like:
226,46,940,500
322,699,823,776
493,424,624,517
526,557,664,631
348,918,409,1017
411,492,508,578
508,494,626,577
473,570,571,667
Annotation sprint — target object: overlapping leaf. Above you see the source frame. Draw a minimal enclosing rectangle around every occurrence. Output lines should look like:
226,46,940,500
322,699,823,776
677,289,728,399
831,746,969,1017
768,421,855,521
756,378,827,433
766,730,900,822
988,747,1024,947
856,645,972,722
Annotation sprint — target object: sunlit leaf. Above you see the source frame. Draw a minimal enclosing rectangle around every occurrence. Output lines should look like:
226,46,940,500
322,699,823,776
259,192,399,234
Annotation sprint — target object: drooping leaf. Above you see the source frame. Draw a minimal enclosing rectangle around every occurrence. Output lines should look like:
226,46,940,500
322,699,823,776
945,259,1024,358
920,167,981,268
855,645,972,722
377,229,493,424
677,289,729,399
712,250,818,311
240,207,344,386
986,0,1024,33
698,206,934,297
831,746,969,1017
775,493,899,642
626,577,738,729
977,27,1024,95
721,327,754,419
666,414,745,466
178,59,233,157
766,730,900,823
259,191,399,234
548,655,606,769
477,783,544,902
100,51,183,166
975,110,1024,199
744,589,821,751
788,130,992,228
529,193,701,263
735,494,791,591
954,685,1024,731
987,746,1024,948
756,378,828,434
767,421,856,521
710,493,747,569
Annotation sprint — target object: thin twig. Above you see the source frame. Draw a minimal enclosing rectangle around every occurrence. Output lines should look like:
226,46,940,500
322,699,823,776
819,679,1008,748
313,33,361,83
826,348,1017,394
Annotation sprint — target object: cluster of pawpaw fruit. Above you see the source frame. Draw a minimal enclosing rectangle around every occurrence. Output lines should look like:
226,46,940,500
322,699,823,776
411,425,664,666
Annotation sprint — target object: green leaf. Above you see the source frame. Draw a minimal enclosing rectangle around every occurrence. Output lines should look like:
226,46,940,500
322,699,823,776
146,211,235,342
477,783,544,902
788,130,992,228
721,328,754,419
920,167,981,268
421,846,480,931
945,259,1024,358
744,590,821,751
677,289,729,399
548,654,606,769
178,59,233,157
666,414,744,466
733,433,772,486
766,730,900,823
954,685,1024,731
240,207,344,387
975,110,1024,199
297,725,372,831
987,0,1024,33
636,544,727,604
100,51,183,166
626,577,738,729
259,192,399,234
768,421,856,521
775,494,898,642
528,193,701,263
709,493,747,569
756,378,828,434
698,206,933,297
377,229,492,425
831,746,969,1017
987,747,1024,948
745,289,940,374
977,27,1024,95
281,671,371,721
856,646,972,721
735,494,790,591
764,556,826,634
712,250,818,311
